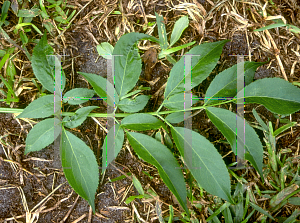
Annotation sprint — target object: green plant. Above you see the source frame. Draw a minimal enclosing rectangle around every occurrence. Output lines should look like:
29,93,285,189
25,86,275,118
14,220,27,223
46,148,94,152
9,18,300,218
155,12,196,64
202,108,300,222
254,18,300,34
40,0,76,33
96,13,196,66
0,47,19,105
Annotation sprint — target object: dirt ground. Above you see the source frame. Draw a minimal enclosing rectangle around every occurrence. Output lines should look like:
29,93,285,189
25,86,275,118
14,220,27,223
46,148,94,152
0,0,300,222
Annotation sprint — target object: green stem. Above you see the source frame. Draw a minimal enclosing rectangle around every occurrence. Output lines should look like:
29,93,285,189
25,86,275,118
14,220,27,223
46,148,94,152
0,99,236,118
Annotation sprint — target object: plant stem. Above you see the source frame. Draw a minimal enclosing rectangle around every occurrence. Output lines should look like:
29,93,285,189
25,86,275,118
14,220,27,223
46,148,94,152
0,99,236,118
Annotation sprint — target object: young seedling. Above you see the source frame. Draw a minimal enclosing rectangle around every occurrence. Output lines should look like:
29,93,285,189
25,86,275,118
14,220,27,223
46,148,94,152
155,12,196,64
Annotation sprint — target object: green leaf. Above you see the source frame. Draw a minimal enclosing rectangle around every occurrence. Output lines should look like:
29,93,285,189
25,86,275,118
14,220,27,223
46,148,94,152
133,176,144,195
31,33,55,93
270,184,299,208
254,23,286,32
63,106,98,129
60,127,99,213
171,127,233,203
117,95,150,113
158,41,196,59
7,59,17,82
17,8,40,17
273,122,297,137
25,118,60,154
126,132,189,216
125,195,145,204
121,89,142,100
0,50,6,57
113,32,159,98
78,72,119,106
170,16,189,47
0,53,9,70
102,124,124,173
67,10,76,22
164,40,229,100
288,197,300,206
121,113,165,131
165,112,185,124
15,22,42,34
163,93,199,110
249,202,275,220
206,202,231,221
166,54,177,65
204,61,265,105
48,55,66,92
17,95,54,118
252,108,269,132
96,42,114,59
242,78,300,115
283,209,300,223
286,24,300,34
63,88,95,105
207,207,222,223
155,12,168,50
19,30,28,44
155,131,173,149
206,107,263,179
110,172,132,182
1,1,10,22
